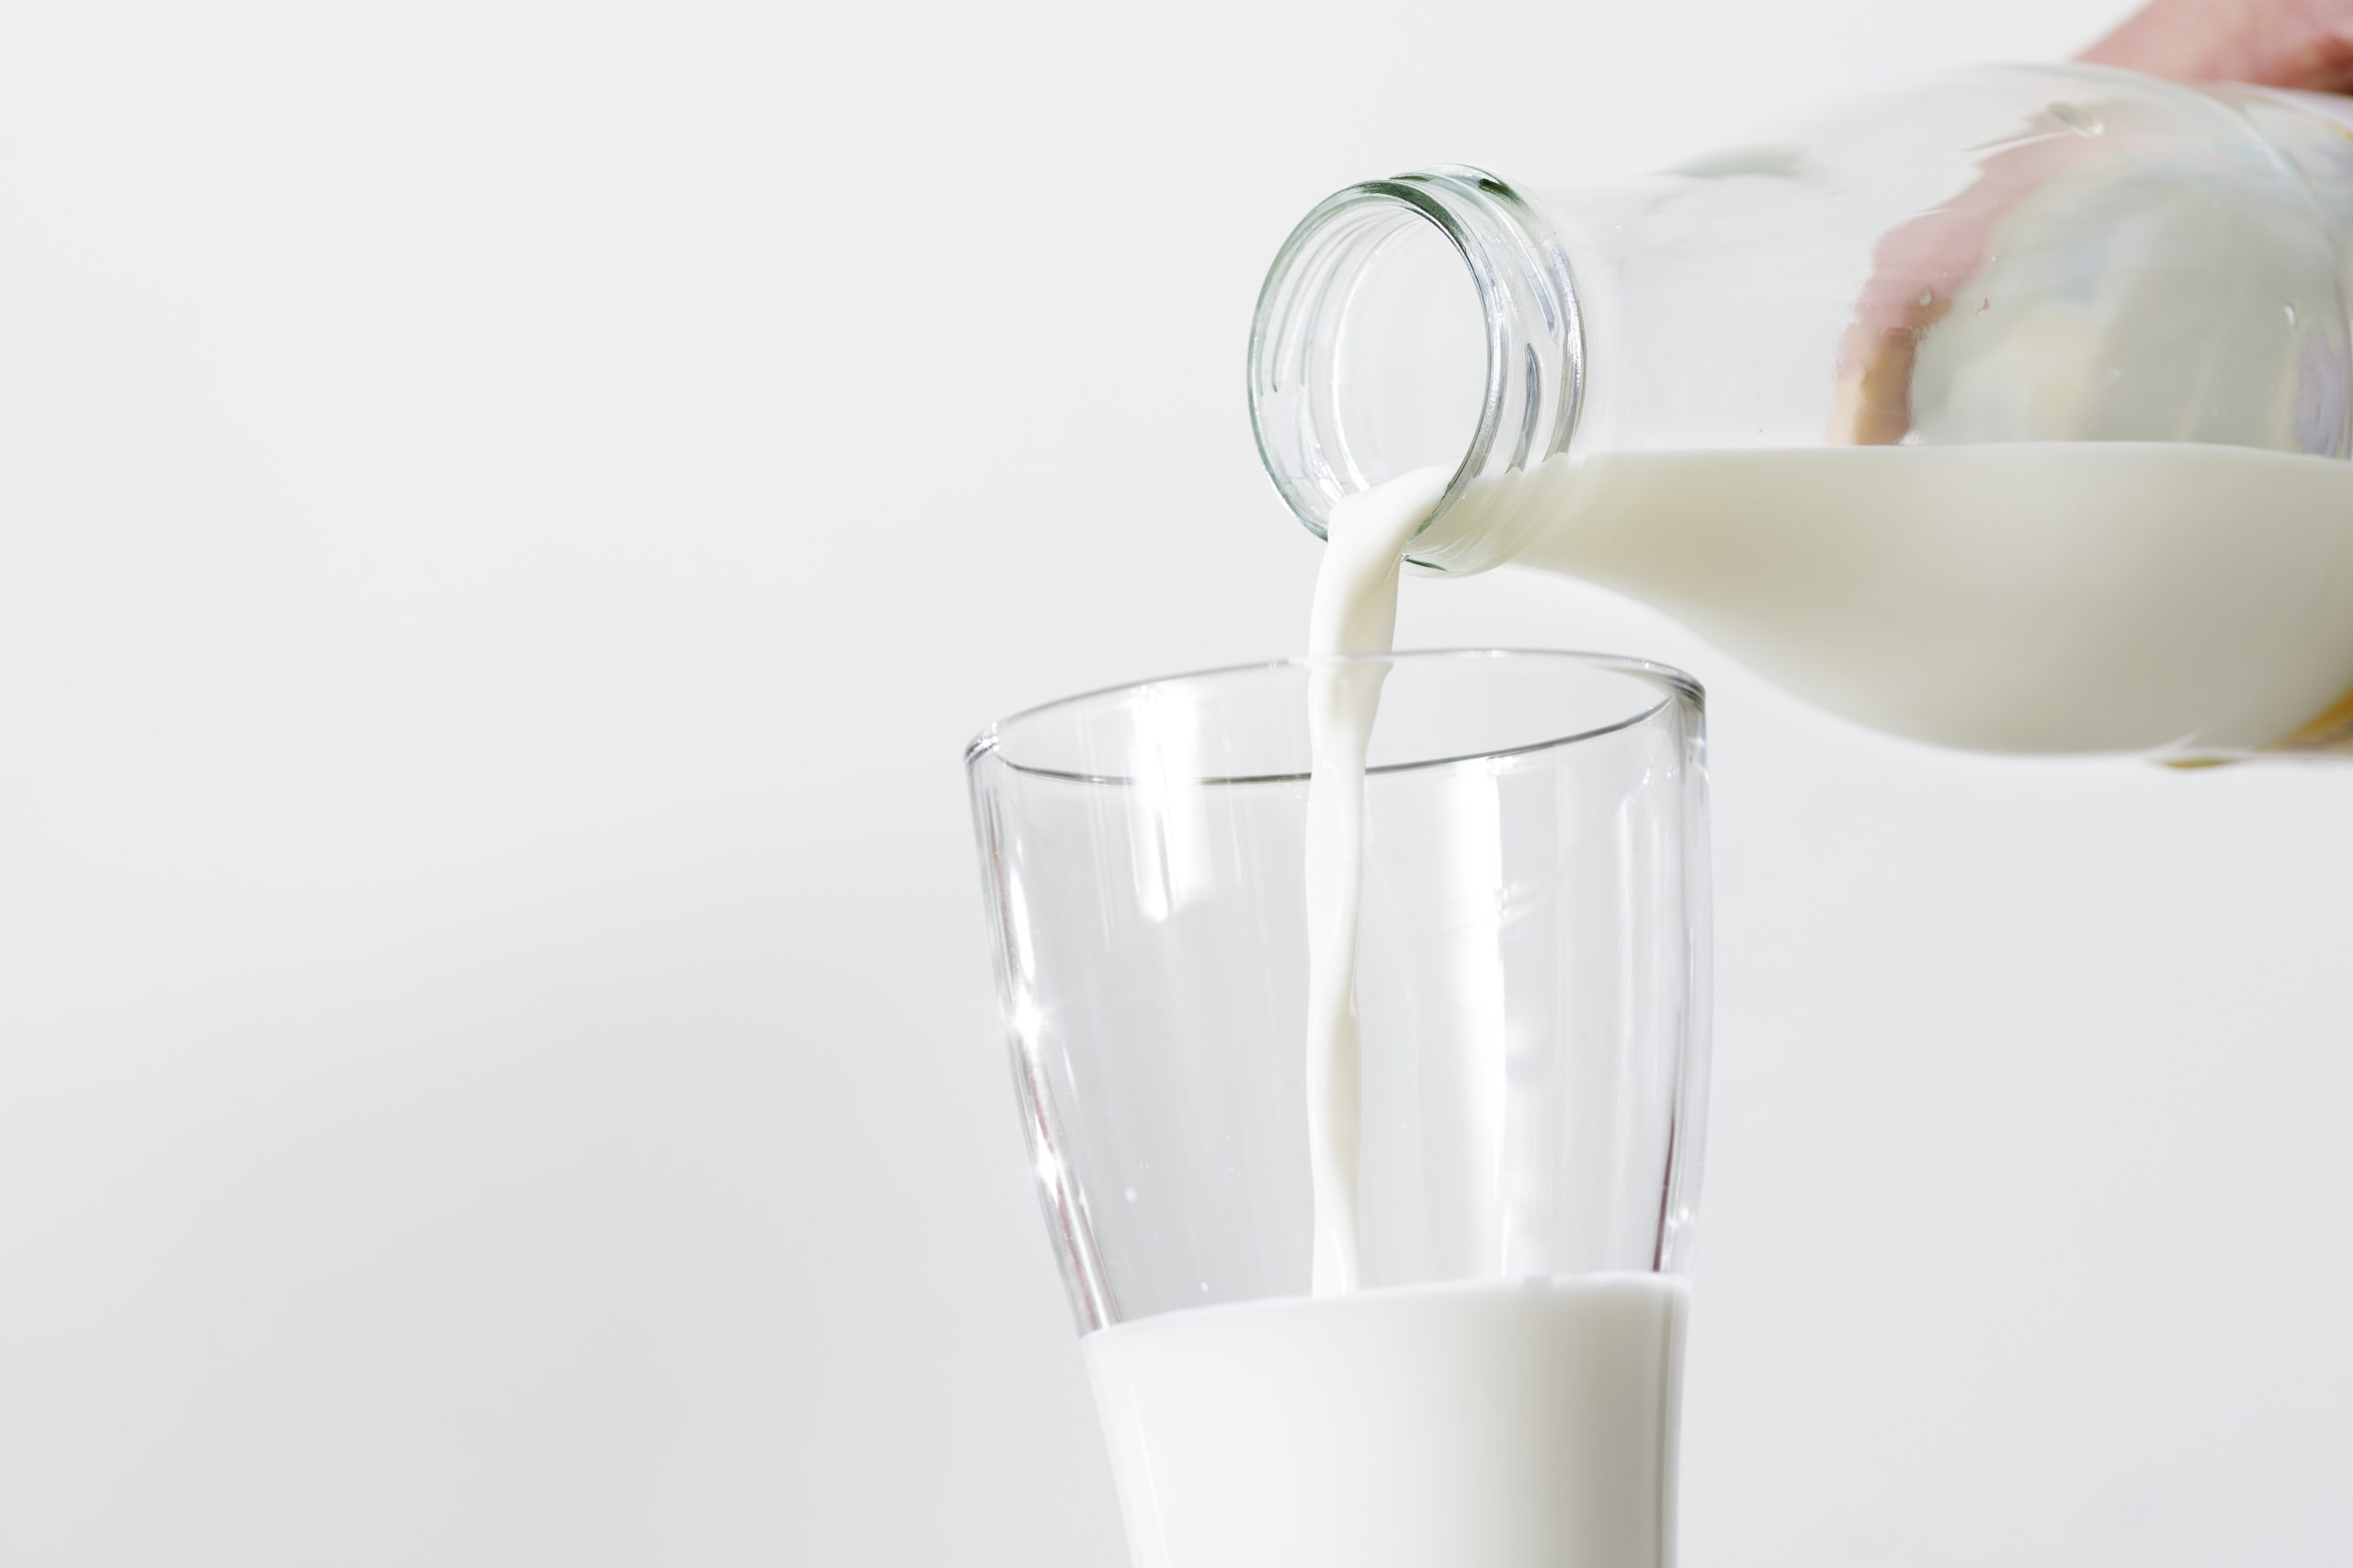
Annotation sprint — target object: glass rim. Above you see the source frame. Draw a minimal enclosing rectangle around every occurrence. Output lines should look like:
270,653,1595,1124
965,647,1704,786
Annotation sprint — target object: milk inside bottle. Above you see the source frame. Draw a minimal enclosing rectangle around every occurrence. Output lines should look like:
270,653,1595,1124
1247,64,2353,762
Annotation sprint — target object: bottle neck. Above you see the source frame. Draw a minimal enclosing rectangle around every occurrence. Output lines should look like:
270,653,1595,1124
1248,167,1585,574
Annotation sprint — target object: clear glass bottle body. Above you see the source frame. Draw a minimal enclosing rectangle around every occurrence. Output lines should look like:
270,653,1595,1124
1248,63,2353,760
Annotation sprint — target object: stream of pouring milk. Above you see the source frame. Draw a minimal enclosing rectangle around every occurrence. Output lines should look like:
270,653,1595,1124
1300,464,1451,1295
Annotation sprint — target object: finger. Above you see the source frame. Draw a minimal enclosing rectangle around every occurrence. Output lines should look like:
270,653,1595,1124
1835,133,2096,442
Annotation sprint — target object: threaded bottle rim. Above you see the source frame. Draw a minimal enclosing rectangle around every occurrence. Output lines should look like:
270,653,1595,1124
1247,167,1583,574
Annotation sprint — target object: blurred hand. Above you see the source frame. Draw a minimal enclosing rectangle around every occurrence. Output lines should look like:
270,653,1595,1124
2084,0,2353,90
1836,0,2353,443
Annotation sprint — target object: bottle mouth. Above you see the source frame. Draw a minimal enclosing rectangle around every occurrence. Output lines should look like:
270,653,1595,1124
1247,167,1583,574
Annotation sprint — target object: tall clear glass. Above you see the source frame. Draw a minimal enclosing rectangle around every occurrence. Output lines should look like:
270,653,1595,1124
966,651,1711,1568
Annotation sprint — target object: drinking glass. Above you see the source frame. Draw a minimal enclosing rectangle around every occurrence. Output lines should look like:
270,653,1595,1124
965,649,1711,1568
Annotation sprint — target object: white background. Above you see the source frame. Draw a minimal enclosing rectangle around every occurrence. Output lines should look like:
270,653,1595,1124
4,1,2350,1563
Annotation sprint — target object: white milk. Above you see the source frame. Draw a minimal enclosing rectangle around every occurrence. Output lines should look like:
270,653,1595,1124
1299,465,1449,1295
1488,441,2353,758
1086,1274,1688,1568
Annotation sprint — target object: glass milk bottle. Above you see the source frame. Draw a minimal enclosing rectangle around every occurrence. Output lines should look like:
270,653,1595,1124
1248,62,2353,763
